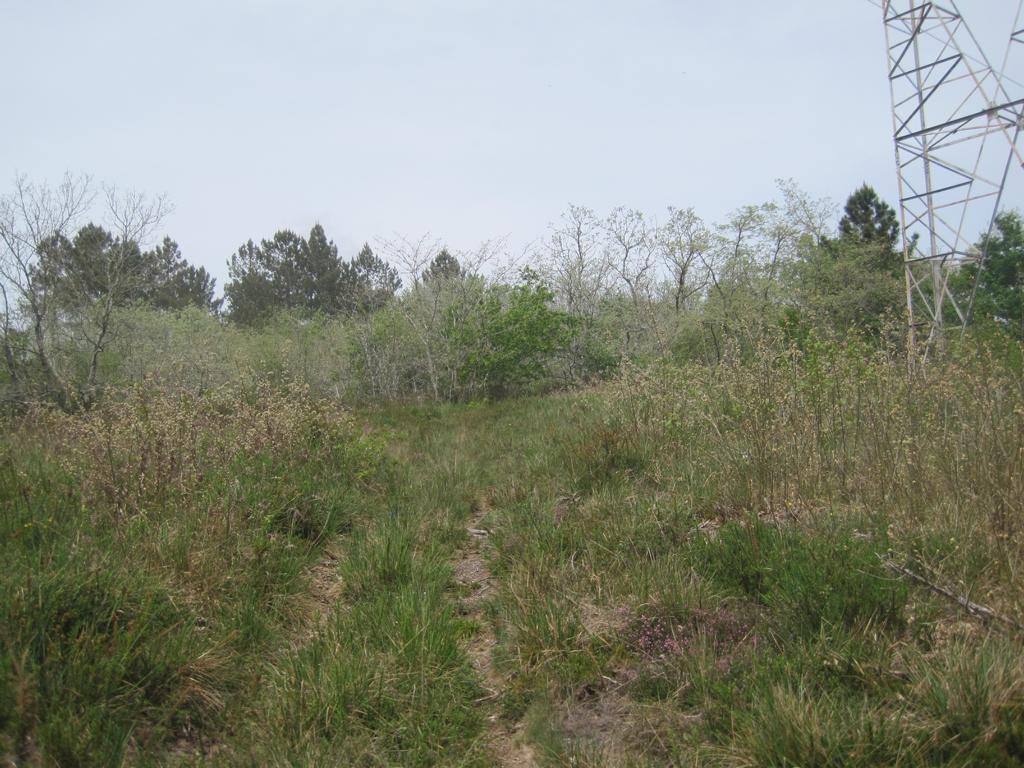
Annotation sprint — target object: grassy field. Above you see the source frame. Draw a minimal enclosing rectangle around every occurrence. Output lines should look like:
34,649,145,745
2,339,1024,766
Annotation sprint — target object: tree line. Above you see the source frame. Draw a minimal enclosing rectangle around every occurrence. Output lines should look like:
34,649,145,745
1,173,1020,407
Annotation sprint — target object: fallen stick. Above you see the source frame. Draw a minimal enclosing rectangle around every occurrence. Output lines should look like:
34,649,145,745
880,555,1024,634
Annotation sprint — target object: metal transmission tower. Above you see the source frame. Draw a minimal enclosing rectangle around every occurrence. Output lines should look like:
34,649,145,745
881,1,1024,352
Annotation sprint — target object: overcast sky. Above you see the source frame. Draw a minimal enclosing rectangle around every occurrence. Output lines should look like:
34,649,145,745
3,0,1020,288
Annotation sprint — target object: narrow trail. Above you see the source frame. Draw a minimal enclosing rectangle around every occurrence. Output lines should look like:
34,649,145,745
451,496,538,768
302,544,344,636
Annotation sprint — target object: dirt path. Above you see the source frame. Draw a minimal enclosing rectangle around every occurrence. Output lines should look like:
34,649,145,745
452,497,538,768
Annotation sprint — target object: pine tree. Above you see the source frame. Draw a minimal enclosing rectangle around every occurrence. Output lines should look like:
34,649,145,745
39,226,218,313
340,243,401,314
224,227,399,323
838,184,900,249
423,248,464,284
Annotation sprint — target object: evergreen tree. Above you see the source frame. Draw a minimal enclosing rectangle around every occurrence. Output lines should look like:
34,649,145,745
340,243,401,314
38,226,219,313
838,184,900,251
224,239,280,325
225,227,336,323
224,227,400,323
423,248,464,284
300,224,345,313
38,224,129,308
139,238,220,312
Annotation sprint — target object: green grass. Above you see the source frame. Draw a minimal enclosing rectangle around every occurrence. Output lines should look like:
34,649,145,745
3,339,1024,766
694,517,907,637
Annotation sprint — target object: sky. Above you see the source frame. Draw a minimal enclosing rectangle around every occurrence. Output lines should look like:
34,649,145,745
2,0,1021,289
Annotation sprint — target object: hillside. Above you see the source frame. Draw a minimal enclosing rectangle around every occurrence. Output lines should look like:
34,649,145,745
3,337,1023,766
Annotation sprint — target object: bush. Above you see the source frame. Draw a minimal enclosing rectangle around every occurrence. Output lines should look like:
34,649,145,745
447,273,575,398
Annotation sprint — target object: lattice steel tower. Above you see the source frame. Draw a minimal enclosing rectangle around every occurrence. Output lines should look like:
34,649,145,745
881,1,1024,352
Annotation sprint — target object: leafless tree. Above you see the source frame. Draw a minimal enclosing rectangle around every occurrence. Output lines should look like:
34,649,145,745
376,235,447,399
776,177,837,247
604,207,657,309
0,173,93,401
657,206,712,312
604,207,667,355
376,235,510,401
378,233,444,289
78,186,170,394
542,206,610,320
540,206,614,380
0,174,169,406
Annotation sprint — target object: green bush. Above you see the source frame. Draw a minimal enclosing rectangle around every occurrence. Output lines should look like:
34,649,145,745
447,272,575,398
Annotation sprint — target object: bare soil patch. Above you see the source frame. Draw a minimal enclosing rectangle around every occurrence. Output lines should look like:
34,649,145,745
451,497,538,768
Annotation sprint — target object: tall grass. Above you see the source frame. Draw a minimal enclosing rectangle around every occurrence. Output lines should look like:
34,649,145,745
4,327,1023,766
0,379,388,764
597,335,1024,610
481,333,1024,765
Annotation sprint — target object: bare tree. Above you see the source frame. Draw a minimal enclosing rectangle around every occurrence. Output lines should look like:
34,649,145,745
543,206,610,318
541,206,614,381
376,235,510,401
604,207,656,309
78,186,170,395
700,185,825,354
775,178,837,247
753,182,834,316
0,173,93,402
379,233,444,289
657,206,712,312
604,207,665,355
0,174,169,406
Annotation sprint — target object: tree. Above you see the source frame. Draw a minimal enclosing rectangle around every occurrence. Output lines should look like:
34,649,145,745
301,224,346,313
953,211,1024,338
0,175,169,405
37,223,126,307
657,207,711,312
541,205,616,381
423,248,464,284
225,226,400,324
448,270,573,397
340,243,401,314
789,238,904,335
0,174,92,401
378,236,512,401
701,202,790,352
838,184,900,254
224,239,280,325
225,225,343,323
39,231,218,313
138,238,220,312
789,185,903,335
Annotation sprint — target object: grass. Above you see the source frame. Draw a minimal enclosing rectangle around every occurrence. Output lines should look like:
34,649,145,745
3,336,1024,766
